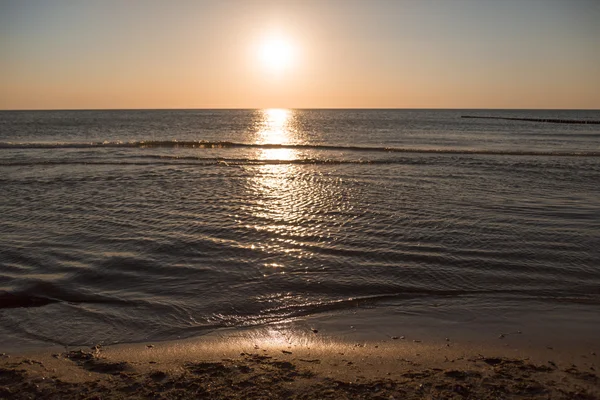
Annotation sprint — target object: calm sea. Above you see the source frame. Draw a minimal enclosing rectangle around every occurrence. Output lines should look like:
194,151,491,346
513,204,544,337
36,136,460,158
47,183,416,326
1,109,599,348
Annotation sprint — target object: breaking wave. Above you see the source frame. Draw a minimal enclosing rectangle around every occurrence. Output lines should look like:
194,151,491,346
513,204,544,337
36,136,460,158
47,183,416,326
1,140,599,157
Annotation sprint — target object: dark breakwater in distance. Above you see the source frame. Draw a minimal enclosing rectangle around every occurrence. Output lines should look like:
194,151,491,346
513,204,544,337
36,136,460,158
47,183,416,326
462,115,600,124
0,109,599,348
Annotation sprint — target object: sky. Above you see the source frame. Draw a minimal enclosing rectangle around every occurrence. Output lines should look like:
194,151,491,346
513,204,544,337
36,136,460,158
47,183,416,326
1,0,599,110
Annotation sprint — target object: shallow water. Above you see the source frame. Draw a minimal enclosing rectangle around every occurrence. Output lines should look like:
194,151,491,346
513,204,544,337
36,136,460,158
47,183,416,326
1,109,599,347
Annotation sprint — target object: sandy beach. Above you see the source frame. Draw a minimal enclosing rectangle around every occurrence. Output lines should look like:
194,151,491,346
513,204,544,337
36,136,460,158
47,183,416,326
1,325,598,399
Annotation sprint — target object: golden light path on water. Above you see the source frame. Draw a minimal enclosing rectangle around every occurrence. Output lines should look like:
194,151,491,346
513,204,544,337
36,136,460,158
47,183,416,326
239,109,355,330
256,108,296,160
249,109,309,276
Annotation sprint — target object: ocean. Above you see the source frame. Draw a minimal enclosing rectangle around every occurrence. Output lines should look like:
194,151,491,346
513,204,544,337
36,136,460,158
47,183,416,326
1,109,599,349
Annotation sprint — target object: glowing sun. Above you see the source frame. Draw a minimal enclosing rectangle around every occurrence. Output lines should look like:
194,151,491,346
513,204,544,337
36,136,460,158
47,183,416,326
259,37,295,72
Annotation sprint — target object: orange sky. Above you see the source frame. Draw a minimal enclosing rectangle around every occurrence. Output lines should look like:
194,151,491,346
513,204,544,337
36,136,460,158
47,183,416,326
1,0,599,109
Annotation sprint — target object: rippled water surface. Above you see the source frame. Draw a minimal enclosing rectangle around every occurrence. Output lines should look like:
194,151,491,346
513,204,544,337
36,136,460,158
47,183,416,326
1,109,599,347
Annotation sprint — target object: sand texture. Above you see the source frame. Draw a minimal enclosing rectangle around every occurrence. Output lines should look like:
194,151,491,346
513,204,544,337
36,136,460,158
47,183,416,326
1,338,598,400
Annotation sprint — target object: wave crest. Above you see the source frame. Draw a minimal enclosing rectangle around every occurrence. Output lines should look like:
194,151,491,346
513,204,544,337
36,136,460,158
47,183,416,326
1,140,599,157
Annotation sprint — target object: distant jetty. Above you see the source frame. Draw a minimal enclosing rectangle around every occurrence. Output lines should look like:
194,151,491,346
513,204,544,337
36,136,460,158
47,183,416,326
461,115,600,124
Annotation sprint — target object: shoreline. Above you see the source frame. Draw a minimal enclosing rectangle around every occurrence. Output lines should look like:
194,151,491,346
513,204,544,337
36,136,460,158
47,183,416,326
2,324,598,399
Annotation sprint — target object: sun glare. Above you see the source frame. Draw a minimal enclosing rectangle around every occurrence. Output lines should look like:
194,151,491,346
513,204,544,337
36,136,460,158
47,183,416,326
257,108,291,145
259,37,295,72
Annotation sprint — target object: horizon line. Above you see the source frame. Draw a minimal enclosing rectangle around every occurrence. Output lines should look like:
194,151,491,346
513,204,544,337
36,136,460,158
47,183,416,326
2,107,600,112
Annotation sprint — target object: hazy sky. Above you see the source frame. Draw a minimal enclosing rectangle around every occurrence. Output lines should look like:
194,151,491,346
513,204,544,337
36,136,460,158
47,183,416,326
1,0,599,109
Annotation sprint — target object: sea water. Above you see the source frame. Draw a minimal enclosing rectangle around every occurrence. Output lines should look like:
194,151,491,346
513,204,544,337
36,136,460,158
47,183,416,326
1,109,599,348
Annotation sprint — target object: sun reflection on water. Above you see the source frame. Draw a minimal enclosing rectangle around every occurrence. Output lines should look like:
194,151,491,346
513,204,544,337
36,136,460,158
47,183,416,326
246,109,350,279
241,110,353,320
256,108,296,161
247,109,310,273
257,108,292,145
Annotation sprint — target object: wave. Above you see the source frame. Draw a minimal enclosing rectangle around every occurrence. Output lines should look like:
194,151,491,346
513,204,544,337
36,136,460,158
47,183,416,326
0,159,434,167
0,282,130,309
210,289,600,328
5,155,599,168
0,292,58,309
1,140,599,157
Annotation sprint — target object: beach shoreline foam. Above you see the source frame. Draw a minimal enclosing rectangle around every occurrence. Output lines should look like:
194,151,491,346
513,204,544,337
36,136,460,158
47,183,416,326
1,323,598,399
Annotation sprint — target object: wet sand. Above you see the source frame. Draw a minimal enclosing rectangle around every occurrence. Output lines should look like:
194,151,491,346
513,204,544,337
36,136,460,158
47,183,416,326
1,325,598,399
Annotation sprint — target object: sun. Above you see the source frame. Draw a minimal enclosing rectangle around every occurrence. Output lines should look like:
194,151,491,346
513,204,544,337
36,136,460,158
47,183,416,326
259,37,295,72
